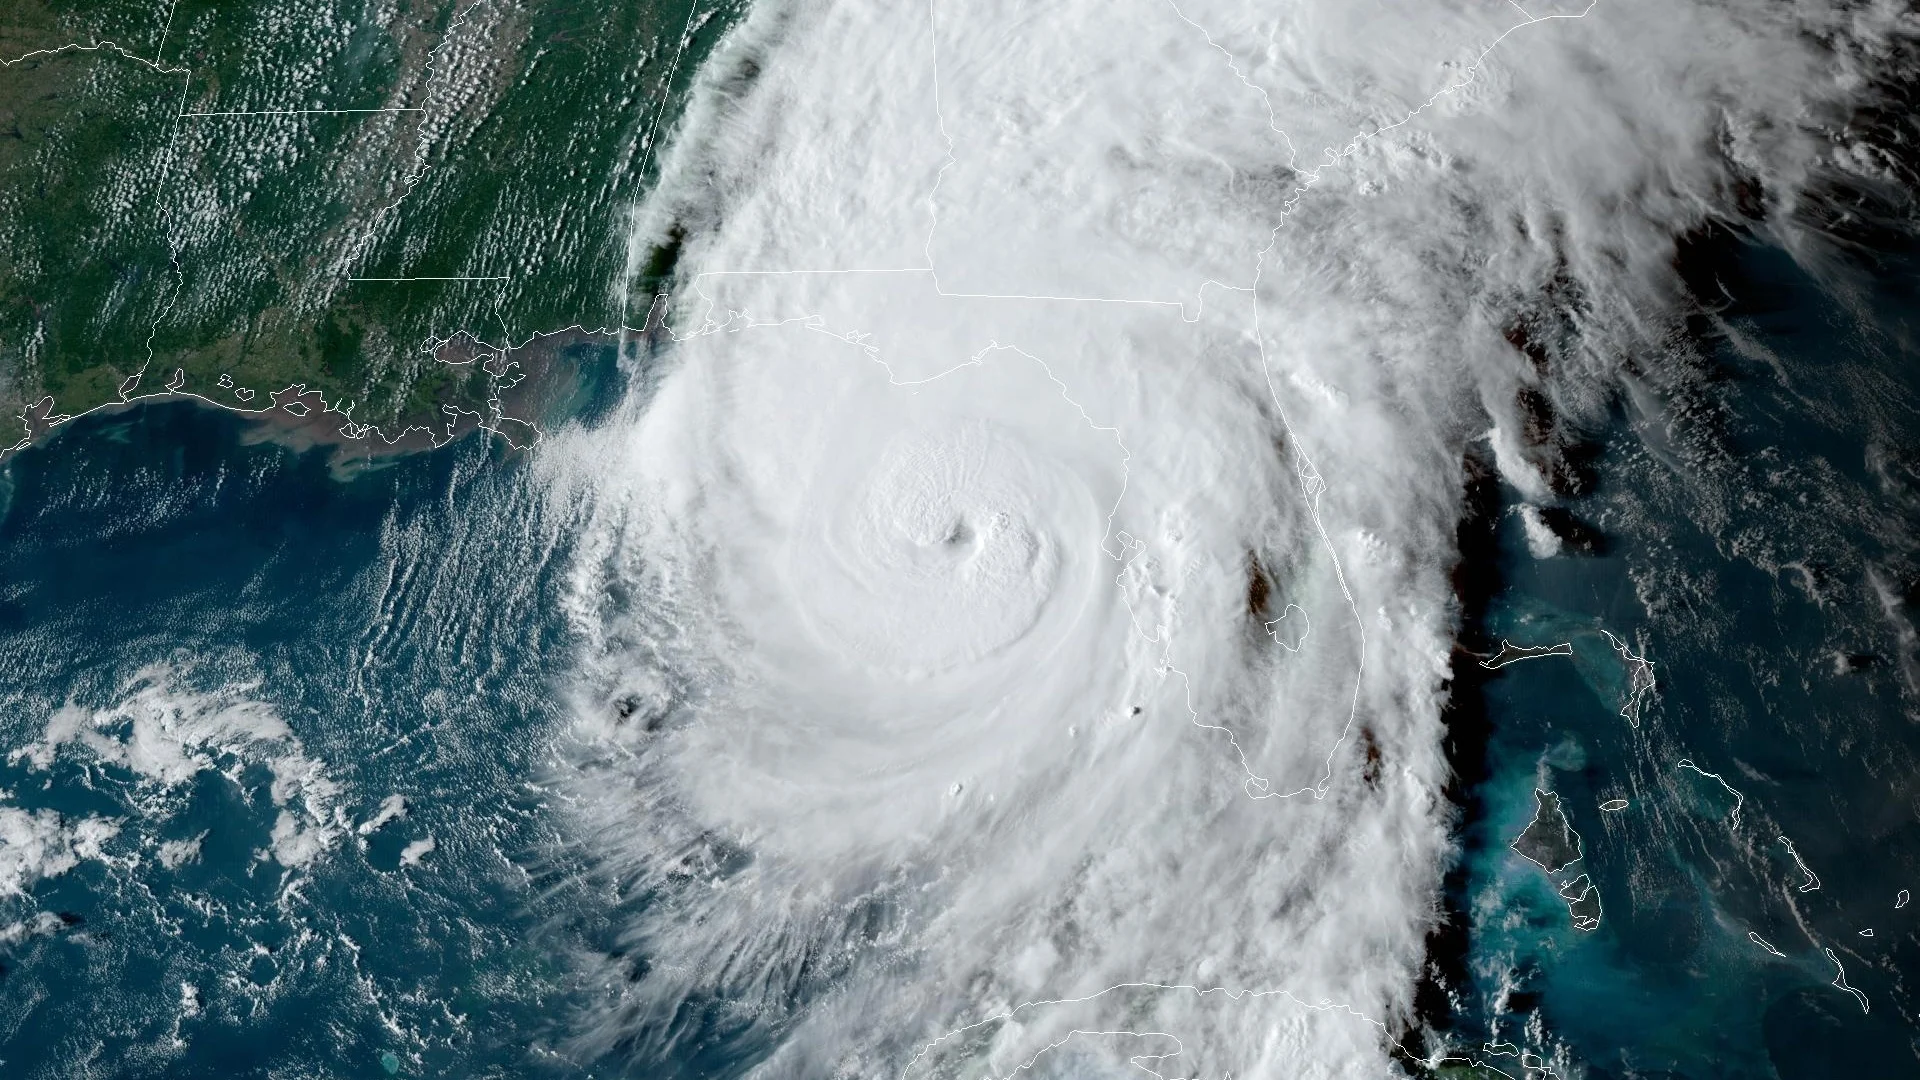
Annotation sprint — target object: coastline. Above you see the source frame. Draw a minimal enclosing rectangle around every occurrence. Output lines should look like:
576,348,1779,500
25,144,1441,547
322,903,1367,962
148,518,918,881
3,326,627,478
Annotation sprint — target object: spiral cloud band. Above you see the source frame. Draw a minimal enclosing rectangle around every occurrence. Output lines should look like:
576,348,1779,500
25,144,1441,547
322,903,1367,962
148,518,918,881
543,0,1910,1073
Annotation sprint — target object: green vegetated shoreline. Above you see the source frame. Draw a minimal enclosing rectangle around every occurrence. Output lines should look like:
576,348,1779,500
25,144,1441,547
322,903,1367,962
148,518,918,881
0,0,739,464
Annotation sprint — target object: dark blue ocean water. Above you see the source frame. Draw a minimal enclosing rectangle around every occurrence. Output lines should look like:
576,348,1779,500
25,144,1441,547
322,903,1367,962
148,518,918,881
0,244,1915,1079
0,405,597,1078
1453,241,1920,1077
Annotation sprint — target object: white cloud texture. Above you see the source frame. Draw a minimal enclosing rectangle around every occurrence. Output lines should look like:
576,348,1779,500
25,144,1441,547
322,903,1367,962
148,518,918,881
543,0,1913,1074
11,667,344,871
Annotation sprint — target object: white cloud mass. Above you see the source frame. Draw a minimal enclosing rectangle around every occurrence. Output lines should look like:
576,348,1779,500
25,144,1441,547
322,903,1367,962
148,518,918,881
542,0,1913,1074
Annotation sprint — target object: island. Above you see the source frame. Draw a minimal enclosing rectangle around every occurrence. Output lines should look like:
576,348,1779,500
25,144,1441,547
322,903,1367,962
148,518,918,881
1478,638,1573,670
1512,788,1603,932
1512,788,1583,873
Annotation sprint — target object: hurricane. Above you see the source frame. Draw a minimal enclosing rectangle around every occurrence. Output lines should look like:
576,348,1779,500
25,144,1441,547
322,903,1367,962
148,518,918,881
535,0,1916,1074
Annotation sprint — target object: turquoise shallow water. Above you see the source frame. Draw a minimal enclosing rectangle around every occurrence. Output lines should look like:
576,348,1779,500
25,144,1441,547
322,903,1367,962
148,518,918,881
0,240,1916,1078
1447,240,1920,1077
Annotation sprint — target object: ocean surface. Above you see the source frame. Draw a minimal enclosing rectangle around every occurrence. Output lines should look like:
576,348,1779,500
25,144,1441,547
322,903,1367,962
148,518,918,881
1,241,1917,1078
0,397,600,1076
1446,237,1920,1077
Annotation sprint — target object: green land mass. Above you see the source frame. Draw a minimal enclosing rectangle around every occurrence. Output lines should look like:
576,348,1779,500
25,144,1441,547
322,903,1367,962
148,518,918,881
0,0,734,460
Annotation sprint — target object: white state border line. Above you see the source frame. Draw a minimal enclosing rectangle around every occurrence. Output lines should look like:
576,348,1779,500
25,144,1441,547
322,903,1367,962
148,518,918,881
182,107,425,117
635,4,1608,1075
0,6,552,459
